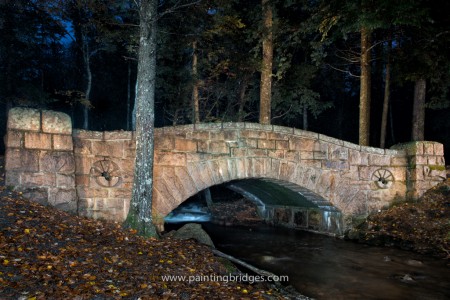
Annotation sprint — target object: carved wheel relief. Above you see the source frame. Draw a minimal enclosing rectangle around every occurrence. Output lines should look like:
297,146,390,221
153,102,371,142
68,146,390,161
91,159,122,187
371,169,394,189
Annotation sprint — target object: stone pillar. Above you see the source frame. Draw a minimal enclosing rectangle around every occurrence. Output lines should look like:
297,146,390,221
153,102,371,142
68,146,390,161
73,130,135,222
392,141,446,199
5,108,77,212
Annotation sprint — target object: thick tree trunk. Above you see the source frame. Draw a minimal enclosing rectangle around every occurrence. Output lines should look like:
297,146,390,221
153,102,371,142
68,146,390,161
411,78,426,141
380,41,391,148
259,0,273,125
124,0,158,237
359,27,372,146
191,40,200,123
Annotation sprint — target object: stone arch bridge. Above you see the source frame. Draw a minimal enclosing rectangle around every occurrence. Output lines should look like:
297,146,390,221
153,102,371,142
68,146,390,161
5,108,446,233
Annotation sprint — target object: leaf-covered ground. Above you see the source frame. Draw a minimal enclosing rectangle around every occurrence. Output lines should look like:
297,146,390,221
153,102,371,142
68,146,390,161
0,159,291,299
353,179,450,259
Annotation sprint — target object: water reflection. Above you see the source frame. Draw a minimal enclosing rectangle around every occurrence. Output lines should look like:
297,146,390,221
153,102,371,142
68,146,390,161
203,223,450,300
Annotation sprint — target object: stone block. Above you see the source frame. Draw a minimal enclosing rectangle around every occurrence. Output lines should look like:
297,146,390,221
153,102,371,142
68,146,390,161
174,138,197,152
48,188,77,212
109,188,132,199
7,107,40,131
21,172,56,187
331,147,349,161
77,187,109,198
186,130,209,140
257,139,275,149
410,155,427,166
289,137,315,152
53,134,73,151
231,148,247,157
268,150,285,159
92,140,124,158
74,156,92,175
275,140,289,150
6,130,23,148
368,154,391,166
390,156,408,166
154,135,174,150
247,148,267,157
293,128,319,139
318,134,343,145
424,143,434,155
72,129,103,140
348,150,361,165
75,175,90,187
5,148,39,172
285,151,301,162
40,151,75,174
56,174,75,188
42,110,72,134
209,141,229,154
73,138,92,155
434,143,444,156
241,129,267,139
20,187,49,206
24,132,52,150
5,171,21,186
155,151,186,166
103,131,132,140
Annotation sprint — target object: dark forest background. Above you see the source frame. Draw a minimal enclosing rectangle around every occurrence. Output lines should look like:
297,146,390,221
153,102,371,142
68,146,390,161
1,0,449,160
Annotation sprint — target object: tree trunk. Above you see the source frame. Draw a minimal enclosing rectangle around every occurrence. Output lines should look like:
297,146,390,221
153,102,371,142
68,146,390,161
82,33,91,130
411,78,426,141
124,0,158,237
191,40,200,123
359,27,372,146
380,40,391,148
259,0,273,125
126,60,131,131
237,74,250,122
303,105,308,130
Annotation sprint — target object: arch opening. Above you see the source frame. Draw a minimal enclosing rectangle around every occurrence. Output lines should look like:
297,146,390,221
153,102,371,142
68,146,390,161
164,178,343,236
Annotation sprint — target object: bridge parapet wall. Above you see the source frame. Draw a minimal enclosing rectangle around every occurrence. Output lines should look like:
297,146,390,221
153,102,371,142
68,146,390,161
4,108,446,227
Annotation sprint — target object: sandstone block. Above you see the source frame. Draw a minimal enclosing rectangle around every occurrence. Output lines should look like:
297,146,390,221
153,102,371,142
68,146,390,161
48,188,77,212
21,172,56,187
209,141,229,154
368,154,391,166
42,110,72,134
424,143,434,155
56,174,75,188
434,143,444,156
289,137,315,152
72,129,103,140
257,139,275,149
247,148,267,157
241,129,267,139
154,135,174,150
92,141,124,158
103,131,132,140
7,107,40,131
5,148,39,172
174,138,197,152
73,138,92,155
155,151,186,166
24,132,52,150
40,151,75,174
75,175,90,187
6,130,23,148
53,134,73,151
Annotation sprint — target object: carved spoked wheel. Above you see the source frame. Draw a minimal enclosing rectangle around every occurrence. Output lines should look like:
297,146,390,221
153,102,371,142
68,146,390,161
91,159,122,187
371,168,394,189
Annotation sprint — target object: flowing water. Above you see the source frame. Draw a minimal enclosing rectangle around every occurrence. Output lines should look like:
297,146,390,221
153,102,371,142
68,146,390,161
201,223,450,300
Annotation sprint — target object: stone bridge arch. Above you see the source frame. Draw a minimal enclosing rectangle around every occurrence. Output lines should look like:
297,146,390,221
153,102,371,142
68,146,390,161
151,122,445,229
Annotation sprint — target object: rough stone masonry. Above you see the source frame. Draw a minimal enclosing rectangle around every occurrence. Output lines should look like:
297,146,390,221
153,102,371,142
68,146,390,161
4,108,446,231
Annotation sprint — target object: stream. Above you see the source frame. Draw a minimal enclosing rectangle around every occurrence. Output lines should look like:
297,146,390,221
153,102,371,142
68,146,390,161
201,223,450,300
